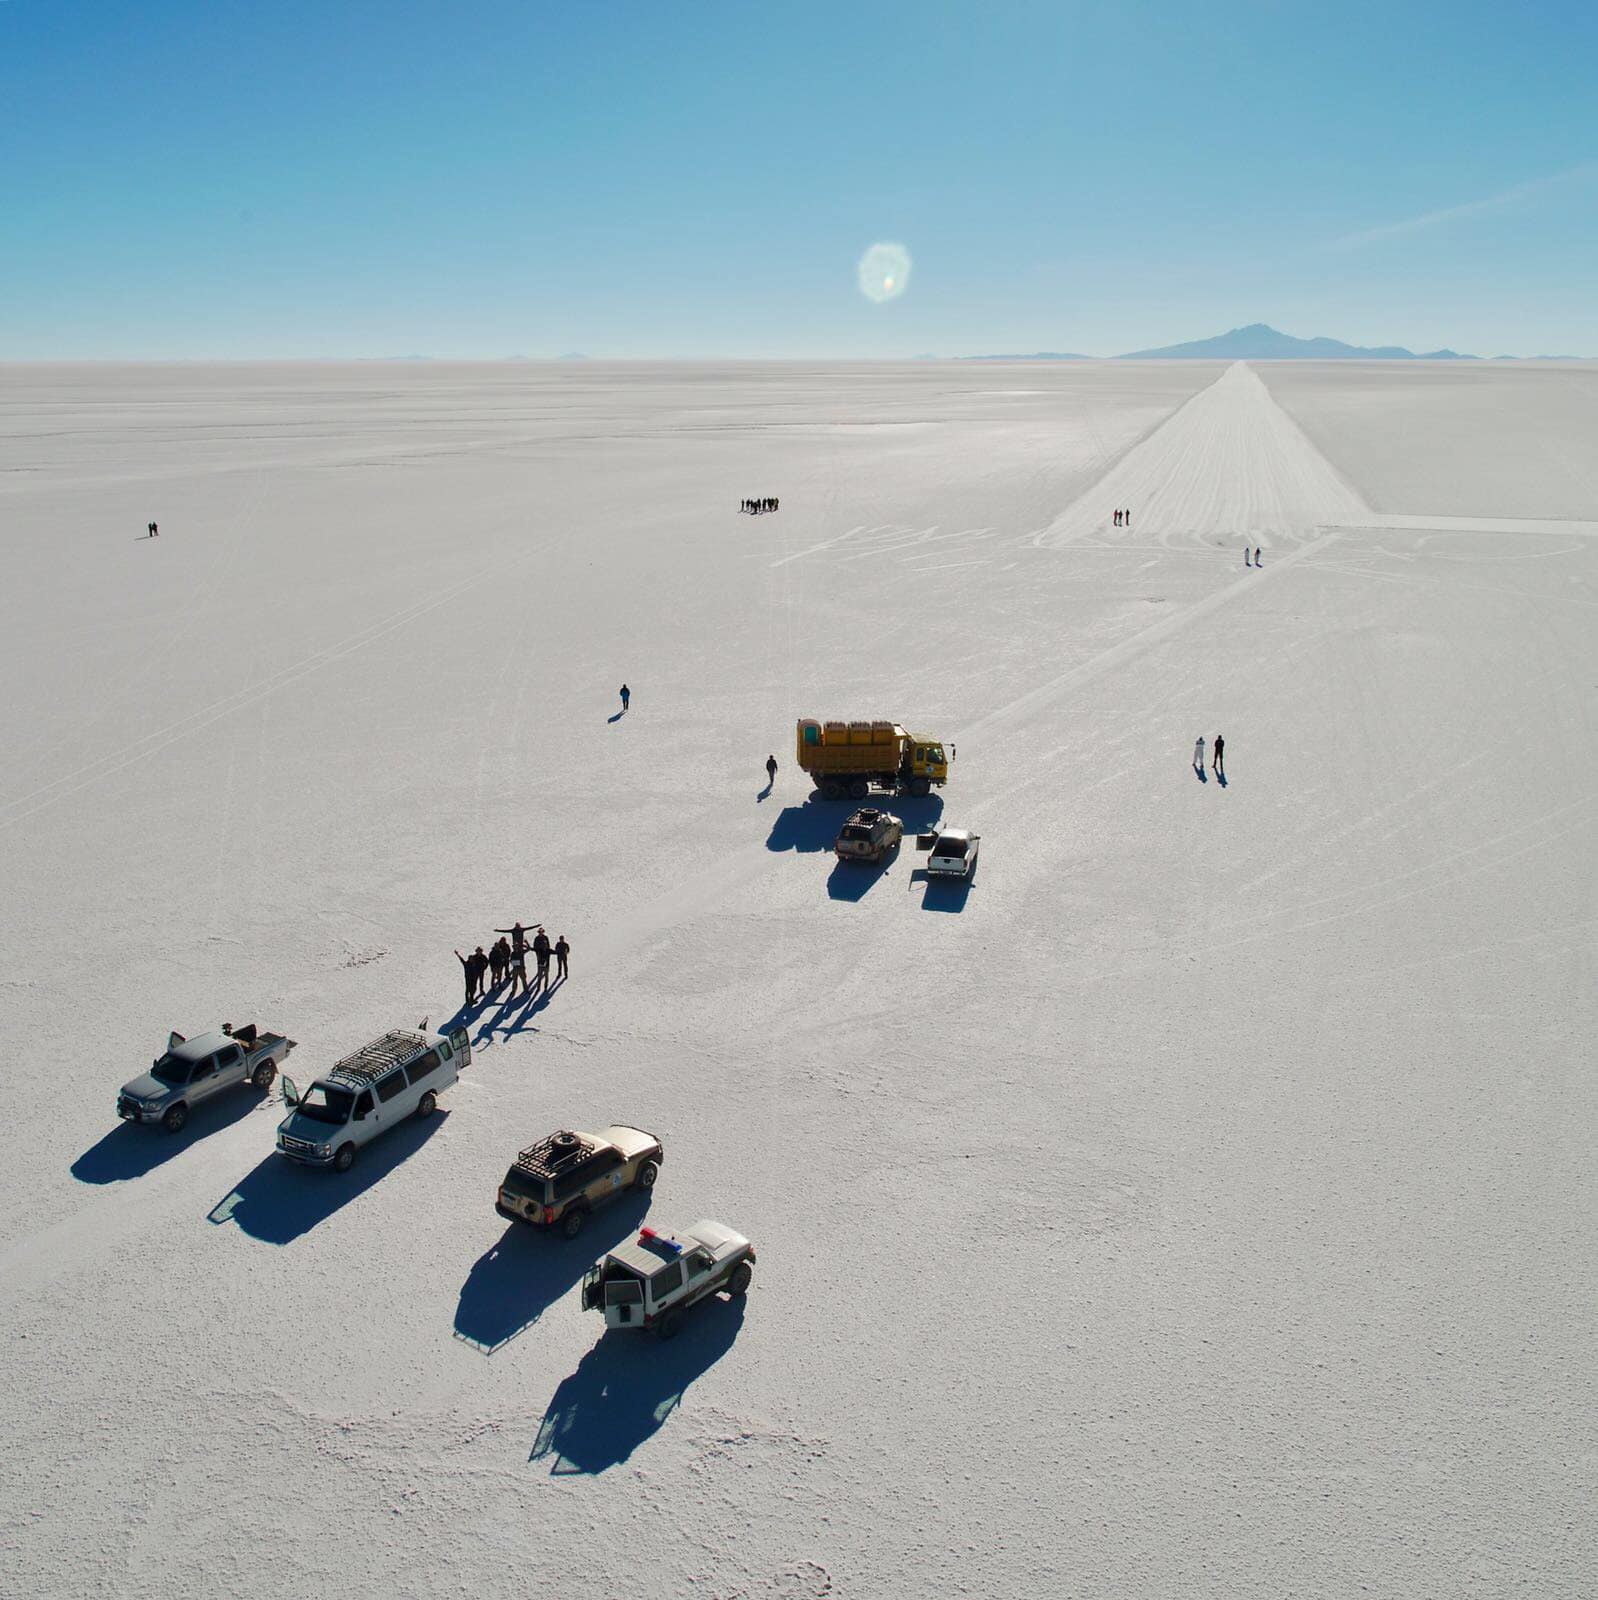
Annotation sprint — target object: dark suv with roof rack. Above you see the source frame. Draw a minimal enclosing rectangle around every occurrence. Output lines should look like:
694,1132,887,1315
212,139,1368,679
496,1125,663,1238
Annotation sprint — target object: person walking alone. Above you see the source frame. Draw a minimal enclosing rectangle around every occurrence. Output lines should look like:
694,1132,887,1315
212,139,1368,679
619,683,630,714
1212,733,1225,780
765,754,778,787
554,934,570,982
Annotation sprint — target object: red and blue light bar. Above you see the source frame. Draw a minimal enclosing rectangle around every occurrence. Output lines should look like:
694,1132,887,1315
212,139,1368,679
638,1226,683,1254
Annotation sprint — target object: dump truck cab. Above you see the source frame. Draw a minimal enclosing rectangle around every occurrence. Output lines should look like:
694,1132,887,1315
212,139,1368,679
905,736,949,786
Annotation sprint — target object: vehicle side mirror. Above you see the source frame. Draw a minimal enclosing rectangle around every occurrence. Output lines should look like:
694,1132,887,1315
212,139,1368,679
281,1076,300,1108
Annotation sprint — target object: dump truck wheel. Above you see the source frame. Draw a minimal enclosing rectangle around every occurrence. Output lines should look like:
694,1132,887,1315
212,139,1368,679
848,779,869,800
910,777,931,797
821,779,844,801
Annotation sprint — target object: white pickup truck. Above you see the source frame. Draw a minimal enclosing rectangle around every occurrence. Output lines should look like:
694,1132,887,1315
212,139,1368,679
118,1024,296,1133
581,1220,755,1339
916,826,981,879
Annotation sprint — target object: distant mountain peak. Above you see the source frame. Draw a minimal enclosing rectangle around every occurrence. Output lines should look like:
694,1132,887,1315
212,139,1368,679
1117,323,1478,360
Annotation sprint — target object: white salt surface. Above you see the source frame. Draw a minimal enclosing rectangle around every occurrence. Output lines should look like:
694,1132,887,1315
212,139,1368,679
1,359,1593,1598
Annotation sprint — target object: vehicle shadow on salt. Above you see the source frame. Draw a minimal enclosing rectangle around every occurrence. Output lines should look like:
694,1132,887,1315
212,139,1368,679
910,866,974,914
826,850,898,902
72,1090,270,1185
767,794,944,854
530,1296,746,1474
454,1196,653,1355
206,1112,447,1245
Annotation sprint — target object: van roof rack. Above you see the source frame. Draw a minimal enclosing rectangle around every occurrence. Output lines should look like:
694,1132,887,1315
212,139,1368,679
329,1028,431,1085
514,1130,596,1180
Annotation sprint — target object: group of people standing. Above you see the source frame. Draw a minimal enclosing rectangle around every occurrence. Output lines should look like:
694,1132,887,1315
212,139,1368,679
741,497,779,514
145,521,160,537
1243,547,1264,567
1112,508,1133,527
454,921,570,1004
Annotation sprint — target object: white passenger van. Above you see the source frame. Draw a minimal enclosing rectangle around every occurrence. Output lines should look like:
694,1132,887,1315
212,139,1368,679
276,1024,470,1172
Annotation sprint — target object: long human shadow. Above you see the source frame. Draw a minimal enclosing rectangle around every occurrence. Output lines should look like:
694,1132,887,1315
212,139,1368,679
607,710,625,724
530,1296,746,1474
454,1194,654,1355
1193,763,1208,783
767,794,944,854
72,1088,269,1185
206,1111,447,1245
471,976,565,1045
911,866,974,914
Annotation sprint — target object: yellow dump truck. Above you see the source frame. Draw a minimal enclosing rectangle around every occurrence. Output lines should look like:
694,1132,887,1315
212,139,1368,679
796,719,952,800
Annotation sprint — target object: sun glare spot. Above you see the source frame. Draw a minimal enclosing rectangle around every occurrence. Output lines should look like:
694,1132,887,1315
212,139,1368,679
858,242,911,303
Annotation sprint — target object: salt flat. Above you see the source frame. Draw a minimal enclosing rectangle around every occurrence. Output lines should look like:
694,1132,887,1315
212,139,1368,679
1,359,1593,1599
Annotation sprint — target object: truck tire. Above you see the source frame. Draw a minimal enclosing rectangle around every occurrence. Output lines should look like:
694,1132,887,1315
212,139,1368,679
415,1090,437,1118
161,1103,189,1134
561,1207,587,1240
655,1309,683,1341
634,1159,659,1190
821,779,844,801
333,1143,356,1173
848,778,869,800
910,776,931,797
727,1262,753,1297
251,1061,276,1091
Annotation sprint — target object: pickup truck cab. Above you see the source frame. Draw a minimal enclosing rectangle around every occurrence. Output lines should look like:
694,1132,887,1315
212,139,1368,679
118,1023,296,1133
277,1024,469,1172
834,807,903,864
497,1125,663,1237
917,826,981,879
581,1219,755,1339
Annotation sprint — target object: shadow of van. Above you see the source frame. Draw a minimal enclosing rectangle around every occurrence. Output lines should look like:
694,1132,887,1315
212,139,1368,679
206,1110,446,1245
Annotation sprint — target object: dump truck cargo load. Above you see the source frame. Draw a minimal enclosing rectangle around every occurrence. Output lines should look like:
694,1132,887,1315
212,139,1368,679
795,718,951,799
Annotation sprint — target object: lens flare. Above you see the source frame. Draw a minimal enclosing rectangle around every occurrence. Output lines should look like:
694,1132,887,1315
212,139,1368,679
858,241,911,303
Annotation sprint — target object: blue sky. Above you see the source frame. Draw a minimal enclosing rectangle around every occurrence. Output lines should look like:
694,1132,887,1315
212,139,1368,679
2,0,1594,357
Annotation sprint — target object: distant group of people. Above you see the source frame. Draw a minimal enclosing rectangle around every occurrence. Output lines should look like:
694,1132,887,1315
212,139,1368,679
145,521,160,537
1193,734,1225,781
1112,508,1132,527
741,497,780,514
454,921,570,1004
1243,547,1264,567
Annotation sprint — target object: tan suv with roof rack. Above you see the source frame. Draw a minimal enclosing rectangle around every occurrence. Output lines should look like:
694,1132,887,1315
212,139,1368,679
496,1125,663,1238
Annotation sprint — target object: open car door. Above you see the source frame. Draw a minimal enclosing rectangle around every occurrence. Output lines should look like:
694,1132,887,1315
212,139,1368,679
448,1027,471,1068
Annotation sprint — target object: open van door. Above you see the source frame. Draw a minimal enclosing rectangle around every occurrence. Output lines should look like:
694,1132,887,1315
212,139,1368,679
448,1027,471,1069
280,1075,301,1109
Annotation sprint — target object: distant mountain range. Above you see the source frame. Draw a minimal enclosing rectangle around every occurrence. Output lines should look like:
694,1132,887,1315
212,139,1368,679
957,323,1596,361
1116,323,1473,360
